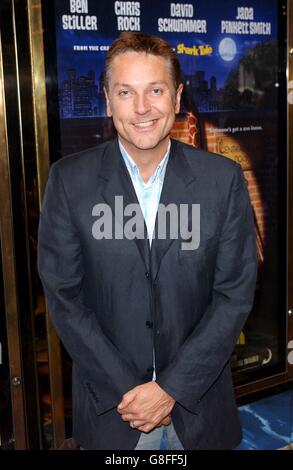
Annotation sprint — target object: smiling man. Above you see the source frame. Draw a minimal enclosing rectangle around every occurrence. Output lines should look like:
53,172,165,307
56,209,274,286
38,32,257,450
103,37,183,182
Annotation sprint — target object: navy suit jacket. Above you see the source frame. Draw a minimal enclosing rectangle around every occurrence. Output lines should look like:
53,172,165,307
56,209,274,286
38,138,257,449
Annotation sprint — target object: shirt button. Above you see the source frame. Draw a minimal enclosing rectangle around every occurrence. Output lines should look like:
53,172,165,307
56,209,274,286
146,320,153,328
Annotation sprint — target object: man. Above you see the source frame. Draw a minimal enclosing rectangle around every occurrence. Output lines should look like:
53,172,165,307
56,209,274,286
38,32,257,450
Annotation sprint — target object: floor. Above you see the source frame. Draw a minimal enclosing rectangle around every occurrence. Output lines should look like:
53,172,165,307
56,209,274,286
235,390,293,450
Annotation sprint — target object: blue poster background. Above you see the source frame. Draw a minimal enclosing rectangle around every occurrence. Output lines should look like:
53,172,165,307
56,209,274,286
54,0,277,121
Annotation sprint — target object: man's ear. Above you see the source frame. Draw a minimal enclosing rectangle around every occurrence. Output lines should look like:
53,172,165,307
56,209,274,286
175,83,184,114
103,86,112,117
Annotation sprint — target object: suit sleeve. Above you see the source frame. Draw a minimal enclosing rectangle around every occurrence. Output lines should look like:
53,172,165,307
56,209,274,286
37,163,139,414
156,163,257,413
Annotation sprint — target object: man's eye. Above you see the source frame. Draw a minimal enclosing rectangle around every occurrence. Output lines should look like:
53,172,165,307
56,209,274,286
118,90,129,97
152,88,163,95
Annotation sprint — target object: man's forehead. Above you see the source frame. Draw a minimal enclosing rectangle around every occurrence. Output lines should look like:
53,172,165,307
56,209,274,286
111,50,169,65
106,51,176,92
109,53,172,81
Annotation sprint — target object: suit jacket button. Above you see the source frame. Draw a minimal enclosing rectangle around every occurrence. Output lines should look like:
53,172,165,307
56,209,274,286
145,272,150,279
147,367,154,372
145,320,153,328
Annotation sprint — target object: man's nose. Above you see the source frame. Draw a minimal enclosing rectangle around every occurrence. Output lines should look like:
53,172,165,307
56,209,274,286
133,93,151,114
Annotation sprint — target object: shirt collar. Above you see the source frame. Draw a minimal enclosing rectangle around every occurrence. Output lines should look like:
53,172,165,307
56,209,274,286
118,139,170,185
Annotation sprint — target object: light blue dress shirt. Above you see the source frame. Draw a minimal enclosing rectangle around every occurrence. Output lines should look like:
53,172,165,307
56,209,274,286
118,139,170,246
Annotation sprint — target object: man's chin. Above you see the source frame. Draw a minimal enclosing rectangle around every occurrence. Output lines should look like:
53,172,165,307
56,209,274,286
125,136,169,152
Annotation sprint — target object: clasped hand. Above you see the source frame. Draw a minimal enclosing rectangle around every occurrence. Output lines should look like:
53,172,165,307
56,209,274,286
117,381,175,433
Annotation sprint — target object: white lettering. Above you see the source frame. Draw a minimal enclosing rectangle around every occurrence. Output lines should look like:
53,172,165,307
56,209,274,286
73,45,88,50
70,0,88,14
250,22,271,35
170,3,193,18
62,14,98,30
117,16,140,31
114,1,140,16
158,18,207,33
236,7,254,20
221,20,271,35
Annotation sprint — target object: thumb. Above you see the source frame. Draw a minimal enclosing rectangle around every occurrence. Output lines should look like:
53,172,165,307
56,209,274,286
118,389,137,410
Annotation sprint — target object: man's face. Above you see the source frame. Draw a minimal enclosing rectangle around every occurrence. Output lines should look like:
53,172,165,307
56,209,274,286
104,51,183,157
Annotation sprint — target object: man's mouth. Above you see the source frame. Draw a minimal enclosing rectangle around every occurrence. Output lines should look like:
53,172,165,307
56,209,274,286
133,119,158,128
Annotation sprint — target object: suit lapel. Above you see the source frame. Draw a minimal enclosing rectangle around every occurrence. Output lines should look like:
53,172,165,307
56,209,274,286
99,139,150,271
150,140,197,281
98,138,197,280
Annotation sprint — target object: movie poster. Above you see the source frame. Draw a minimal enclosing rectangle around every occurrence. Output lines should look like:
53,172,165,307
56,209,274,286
53,0,285,381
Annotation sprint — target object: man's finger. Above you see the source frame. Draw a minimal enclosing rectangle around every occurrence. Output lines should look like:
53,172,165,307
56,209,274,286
117,390,137,411
137,423,156,433
160,415,172,426
129,419,147,428
120,413,140,422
